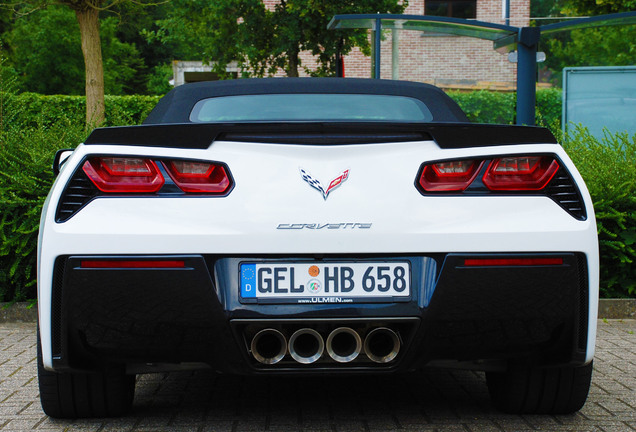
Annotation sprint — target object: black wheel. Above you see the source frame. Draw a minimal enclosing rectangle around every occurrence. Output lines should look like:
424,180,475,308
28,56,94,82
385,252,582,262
37,331,136,418
486,361,593,414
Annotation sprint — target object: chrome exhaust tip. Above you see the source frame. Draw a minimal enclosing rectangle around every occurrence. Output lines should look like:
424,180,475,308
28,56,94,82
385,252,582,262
364,327,400,364
288,328,324,364
326,327,362,363
250,329,287,365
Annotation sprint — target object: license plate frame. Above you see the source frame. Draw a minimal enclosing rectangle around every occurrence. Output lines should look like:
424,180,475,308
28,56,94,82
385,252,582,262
239,260,411,304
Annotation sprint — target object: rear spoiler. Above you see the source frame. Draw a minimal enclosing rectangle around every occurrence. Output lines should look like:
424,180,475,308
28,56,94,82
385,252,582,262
84,122,558,149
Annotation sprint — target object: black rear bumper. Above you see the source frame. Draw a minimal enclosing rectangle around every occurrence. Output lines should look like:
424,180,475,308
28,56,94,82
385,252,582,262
49,252,589,374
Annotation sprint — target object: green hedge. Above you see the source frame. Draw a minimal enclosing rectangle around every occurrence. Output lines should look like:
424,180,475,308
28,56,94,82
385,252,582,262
7,93,160,128
8,90,562,131
1,90,635,301
0,122,87,302
448,88,562,128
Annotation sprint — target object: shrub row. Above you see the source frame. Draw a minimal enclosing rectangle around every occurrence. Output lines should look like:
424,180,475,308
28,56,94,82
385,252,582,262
448,88,562,129
5,93,160,128
0,122,87,302
1,90,634,301
6,90,562,130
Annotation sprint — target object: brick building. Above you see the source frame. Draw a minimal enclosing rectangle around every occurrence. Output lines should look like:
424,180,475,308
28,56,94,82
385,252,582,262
177,0,530,90
344,0,530,90
266,0,530,90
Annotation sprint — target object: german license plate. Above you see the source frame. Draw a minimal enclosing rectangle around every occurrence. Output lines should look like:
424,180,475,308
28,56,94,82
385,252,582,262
240,261,410,303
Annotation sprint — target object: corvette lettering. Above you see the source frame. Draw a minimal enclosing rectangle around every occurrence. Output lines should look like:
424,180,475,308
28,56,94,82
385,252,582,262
277,223,372,230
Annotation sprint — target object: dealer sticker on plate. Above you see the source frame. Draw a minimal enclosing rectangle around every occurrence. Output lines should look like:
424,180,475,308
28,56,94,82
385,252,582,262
240,262,410,303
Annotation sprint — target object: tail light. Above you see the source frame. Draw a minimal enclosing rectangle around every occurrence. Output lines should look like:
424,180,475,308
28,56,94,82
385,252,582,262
164,160,231,194
483,156,559,190
82,157,164,193
417,155,559,193
82,157,233,195
418,160,483,191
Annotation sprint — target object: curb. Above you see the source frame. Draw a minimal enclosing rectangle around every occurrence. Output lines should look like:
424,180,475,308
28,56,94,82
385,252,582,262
597,298,636,319
2,299,635,323
0,303,38,323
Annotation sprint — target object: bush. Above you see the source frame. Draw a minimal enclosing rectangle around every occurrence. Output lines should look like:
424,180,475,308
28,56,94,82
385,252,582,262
8,93,160,129
11,91,562,131
449,90,516,124
0,92,157,301
448,88,562,129
562,127,636,298
0,121,87,302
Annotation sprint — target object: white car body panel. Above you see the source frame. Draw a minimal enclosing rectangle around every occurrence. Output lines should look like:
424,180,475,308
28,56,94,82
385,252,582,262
38,138,599,369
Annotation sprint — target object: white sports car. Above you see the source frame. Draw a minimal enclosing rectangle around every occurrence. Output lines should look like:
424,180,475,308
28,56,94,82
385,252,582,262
37,78,598,418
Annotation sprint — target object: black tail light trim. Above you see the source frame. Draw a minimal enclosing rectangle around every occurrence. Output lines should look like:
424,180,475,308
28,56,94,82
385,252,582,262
55,157,234,222
415,155,588,221
545,167,587,221
55,170,99,223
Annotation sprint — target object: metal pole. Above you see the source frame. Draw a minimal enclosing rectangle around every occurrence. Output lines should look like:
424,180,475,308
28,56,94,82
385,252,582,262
392,27,399,80
504,0,510,26
516,27,540,125
374,17,382,79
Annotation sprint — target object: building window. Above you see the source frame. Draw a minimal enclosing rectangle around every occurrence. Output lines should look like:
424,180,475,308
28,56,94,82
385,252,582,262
425,1,477,19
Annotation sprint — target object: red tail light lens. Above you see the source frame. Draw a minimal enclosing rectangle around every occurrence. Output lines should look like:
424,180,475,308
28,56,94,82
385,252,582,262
83,157,164,193
482,156,559,191
80,260,186,269
464,257,564,267
164,160,232,194
418,159,483,191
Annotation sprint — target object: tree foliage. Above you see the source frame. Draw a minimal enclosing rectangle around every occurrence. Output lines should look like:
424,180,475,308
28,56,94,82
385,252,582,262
1,0,163,124
543,26,636,79
536,0,636,84
6,5,143,95
150,0,406,78
559,0,636,15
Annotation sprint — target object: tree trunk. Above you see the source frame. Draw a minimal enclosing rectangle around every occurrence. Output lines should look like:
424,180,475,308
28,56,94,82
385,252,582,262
75,7,104,126
287,49,300,77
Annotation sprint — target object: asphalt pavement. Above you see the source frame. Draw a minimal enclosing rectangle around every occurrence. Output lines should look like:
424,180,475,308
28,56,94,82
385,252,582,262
1,320,634,432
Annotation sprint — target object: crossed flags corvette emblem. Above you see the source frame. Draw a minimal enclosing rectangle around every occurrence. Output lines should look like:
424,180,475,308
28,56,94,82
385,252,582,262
299,167,350,200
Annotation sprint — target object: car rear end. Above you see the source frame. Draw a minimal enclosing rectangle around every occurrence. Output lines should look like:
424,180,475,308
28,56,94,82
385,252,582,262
39,128,596,363
37,79,598,417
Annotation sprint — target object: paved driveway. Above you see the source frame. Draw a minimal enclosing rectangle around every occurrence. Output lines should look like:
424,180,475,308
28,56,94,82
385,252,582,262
1,320,634,432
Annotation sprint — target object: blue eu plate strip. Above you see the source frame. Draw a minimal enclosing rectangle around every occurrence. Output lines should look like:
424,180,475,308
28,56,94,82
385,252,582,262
241,264,256,298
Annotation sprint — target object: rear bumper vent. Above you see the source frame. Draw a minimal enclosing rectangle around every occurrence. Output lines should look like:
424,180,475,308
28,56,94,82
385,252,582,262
55,170,99,222
51,256,66,360
545,168,587,221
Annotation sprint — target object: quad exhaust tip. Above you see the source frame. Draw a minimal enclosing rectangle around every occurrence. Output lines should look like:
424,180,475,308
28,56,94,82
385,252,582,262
250,326,401,365
251,329,287,365
326,327,362,363
288,328,324,364
364,327,400,364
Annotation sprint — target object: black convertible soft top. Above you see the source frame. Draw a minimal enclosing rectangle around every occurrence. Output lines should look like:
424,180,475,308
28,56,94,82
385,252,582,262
84,78,557,149
143,78,469,124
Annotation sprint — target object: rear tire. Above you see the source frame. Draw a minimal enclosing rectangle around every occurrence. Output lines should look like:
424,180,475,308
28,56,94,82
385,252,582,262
37,331,135,418
486,361,593,414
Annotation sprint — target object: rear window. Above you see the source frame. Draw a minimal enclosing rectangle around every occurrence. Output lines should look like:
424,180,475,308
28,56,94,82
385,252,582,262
189,94,434,123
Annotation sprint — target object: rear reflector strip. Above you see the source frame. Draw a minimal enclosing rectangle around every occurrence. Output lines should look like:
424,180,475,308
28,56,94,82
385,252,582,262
463,258,564,267
80,260,186,269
